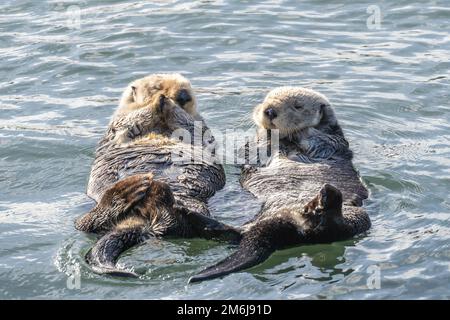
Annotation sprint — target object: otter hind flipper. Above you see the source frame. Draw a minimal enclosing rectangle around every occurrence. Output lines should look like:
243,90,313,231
76,173,154,233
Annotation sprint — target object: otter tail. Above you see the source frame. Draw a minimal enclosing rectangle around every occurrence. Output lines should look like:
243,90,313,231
189,217,303,283
86,224,150,277
188,242,273,283
84,212,173,277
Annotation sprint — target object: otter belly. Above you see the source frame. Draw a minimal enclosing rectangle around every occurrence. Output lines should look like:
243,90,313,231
241,156,368,216
87,141,224,206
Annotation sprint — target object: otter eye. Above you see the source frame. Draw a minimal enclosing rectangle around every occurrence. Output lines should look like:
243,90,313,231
294,104,303,110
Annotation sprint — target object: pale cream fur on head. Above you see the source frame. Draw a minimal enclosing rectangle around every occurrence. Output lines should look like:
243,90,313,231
115,73,199,120
253,87,337,138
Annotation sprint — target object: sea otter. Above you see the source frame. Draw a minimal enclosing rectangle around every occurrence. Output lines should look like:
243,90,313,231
190,87,371,283
75,74,239,276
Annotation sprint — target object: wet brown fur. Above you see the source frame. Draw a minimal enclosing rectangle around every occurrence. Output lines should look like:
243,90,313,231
190,88,370,283
115,74,199,120
75,75,238,277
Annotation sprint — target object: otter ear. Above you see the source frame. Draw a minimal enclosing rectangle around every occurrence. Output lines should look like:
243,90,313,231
318,103,329,124
319,103,327,116
319,103,338,126
131,86,137,101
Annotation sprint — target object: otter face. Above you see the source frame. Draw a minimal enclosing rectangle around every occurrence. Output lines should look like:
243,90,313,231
253,87,330,136
117,73,197,117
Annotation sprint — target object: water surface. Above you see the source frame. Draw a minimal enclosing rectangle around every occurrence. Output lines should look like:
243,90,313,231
0,0,449,299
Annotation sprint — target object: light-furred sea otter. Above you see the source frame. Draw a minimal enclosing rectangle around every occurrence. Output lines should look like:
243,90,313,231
75,74,239,276
190,87,371,283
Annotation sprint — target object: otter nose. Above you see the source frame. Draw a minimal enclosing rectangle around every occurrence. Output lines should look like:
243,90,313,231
176,89,192,107
264,108,277,120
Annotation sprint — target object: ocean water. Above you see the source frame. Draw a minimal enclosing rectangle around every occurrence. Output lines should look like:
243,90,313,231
0,0,449,299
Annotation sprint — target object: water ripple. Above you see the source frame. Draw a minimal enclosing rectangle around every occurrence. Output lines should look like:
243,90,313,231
0,0,449,299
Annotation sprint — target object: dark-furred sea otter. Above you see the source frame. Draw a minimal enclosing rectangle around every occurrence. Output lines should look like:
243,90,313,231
75,74,239,276
190,87,371,282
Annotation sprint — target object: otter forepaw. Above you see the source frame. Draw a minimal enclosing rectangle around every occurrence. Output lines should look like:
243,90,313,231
158,94,167,113
157,94,178,117
112,128,131,145
126,123,145,140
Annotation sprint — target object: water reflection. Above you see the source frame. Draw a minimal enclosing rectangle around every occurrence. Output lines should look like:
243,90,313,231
250,239,359,284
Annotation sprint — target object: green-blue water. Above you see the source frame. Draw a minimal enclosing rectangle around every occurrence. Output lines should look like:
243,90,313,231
0,0,449,299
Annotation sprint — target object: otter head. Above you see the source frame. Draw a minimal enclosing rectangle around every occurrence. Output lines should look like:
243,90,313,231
115,73,198,118
253,87,336,138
